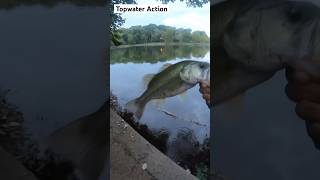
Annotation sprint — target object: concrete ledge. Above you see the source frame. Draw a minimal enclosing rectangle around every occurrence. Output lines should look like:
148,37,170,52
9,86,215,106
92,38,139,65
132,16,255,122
110,109,198,180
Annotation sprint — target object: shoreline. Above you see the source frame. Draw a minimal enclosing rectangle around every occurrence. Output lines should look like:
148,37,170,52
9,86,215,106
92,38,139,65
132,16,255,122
110,93,215,180
0,93,79,180
110,42,210,49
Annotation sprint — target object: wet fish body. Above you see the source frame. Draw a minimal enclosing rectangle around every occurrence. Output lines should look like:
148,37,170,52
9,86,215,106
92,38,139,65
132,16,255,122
212,0,320,105
44,103,107,180
126,60,210,119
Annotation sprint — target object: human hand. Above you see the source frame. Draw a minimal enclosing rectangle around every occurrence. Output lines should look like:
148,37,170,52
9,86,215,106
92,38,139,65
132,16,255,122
285,67,320,147
199,80,211,106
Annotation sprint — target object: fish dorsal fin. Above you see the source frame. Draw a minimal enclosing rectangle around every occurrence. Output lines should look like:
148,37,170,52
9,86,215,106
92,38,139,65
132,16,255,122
143,73,155,89
212,48,275,105
159,63,172,72
142,63,173,89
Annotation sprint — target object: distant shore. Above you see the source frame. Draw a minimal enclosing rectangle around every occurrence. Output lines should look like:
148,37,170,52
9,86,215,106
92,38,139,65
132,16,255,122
110,42,210,49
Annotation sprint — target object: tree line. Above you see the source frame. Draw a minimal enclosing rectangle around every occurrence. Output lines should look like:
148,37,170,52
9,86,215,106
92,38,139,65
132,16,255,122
110,0,209,31
111,45,209,64
117,24,209,45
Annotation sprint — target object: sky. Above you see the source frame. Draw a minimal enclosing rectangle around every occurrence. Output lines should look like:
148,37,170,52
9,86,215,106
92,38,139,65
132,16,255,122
118,0,210,36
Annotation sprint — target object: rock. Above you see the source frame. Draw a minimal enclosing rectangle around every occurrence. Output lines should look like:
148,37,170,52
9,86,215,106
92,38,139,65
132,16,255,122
142,163,147,170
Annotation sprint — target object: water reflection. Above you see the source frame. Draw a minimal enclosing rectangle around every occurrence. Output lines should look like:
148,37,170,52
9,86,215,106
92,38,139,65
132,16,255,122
111,44,210,64
0,2,107,180
112,94,210,179
0,2,106,139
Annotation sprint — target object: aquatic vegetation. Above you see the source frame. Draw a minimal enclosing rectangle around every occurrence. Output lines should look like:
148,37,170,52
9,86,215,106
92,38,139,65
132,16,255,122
0,90,79,180
111,92,211,178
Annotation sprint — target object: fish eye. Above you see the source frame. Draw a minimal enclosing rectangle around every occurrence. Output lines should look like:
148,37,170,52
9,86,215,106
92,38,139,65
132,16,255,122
199,63,206,69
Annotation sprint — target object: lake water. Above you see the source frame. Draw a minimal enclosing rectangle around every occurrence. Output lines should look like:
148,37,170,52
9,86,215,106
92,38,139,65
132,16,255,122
211,1,320,180
0,2,107,179
0,3,107,139
213,71,320,180
110,45,210,176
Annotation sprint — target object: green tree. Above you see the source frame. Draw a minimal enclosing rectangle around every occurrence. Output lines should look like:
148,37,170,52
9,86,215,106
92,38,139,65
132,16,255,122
114,24,209,45
110,0,136,32
181,29,193,43
191,31,209,43
162,27,176,43
110,0,209,45
156,0,209,7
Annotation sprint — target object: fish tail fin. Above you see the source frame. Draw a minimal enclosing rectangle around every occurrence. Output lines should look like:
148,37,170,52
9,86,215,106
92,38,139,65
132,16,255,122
125,98,146,119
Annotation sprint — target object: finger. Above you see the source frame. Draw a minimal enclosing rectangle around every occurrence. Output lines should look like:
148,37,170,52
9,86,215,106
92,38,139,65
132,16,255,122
306,121,320,144
286,82,320,103
202,94,210,101
199,86,206,94
295,101,320,123
285,83,298,102
206,100,211,107
199,80,209,87
289,58,320,80
285,67,294,81
199,86,210,95
286,68,310,83
203,87,210,94
199,82,206,90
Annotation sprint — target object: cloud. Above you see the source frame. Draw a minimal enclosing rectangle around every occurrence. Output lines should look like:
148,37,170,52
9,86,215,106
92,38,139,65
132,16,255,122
121,0,210,36
163,12,210,36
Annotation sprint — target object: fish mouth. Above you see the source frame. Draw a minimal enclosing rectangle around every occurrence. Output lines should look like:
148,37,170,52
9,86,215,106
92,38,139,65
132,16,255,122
285,19,320,77
308,20,320,57
197,62,210,81
296,20,319,58
201,68,210,83
297,20,320,76
179,62,210,84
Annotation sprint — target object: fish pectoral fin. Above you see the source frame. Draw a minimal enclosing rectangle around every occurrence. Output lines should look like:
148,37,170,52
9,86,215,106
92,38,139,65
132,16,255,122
212,47,276,105
142,63,172,89
213,63,275,105
152,98,166,107
178,91,187,101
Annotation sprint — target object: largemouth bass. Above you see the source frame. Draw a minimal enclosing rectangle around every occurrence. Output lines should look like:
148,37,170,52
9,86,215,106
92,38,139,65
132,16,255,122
44,103,107,180
126,60,210,119
212,0,320,105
